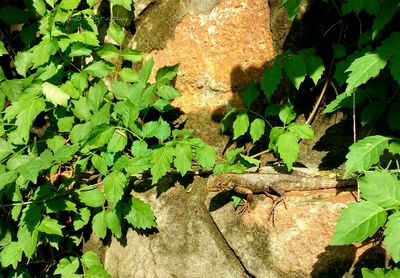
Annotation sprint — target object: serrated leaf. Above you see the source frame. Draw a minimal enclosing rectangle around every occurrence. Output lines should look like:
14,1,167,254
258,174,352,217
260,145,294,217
139,58,154,85
306,55,325,85
346,53,387,91
225,147,244,163
17,225,38,259
282,0,301,20
70,123,91,144
73,207,91,231
344,135,390,177
0,41,7,56
0,242,22,269
30,36,58,69
79,187,105,207
86,265,111,278
242,81,259,108
92,210,108,239
122,48,145,63
84,124,114,149
84,61,114,78
118,68,139,82
157,85,181,100
268,126,285,151
96,44,120,62
195,144,216,170
38,216,64,236
150,145,174,184
14,52,32,77
276,131,298,171
331,201,386,245
388,140,400,155
111,0,132,10
284,54,307,89
287,123,314,139
57,116,74,132
362,267,400,278
361,100,386,126
54,256,80,276
104,171,127,206
232,111,249,139
69,31,99,47
91,154,108,175
261,62,281,101
249,119,265,143
60,0,80,9
156,64,179,84
372,0,399,39
342,0,380,16
278,101,296,125
220,107,237,133
125,197,156,229
239,154,260,167
383,212,400,263
108,22,125,45
42,82,70,107
0,138,13,161
358,172,400,209
81,251,103,269
107,130,128,153
174,143,193,176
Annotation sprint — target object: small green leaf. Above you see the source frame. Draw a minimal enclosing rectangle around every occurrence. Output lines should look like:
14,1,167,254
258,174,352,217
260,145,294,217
79,187,105,208
358,172,400,209
96,44,120,61
17,225,38,259
125,197,157,229
92,210,108,239
284,54,307,89
111,0,132,10
249,119,265,143
118,68,139,82
106,210,122,238
151,145,174,184
73,207,91,231
81,251,103,269
122,48,145,63
108,22,125,45
84,61,114,78
54,256,80,276
287,123,314,139
242,81,259,108
84,124,114,149
276,131,298,171
0,41,7,56
268,126,285,151
362,267,400,278
261,62,281,101
383,212,400,263
305,55,325,85
233,111,249,139
0,242,22,269
69,31,99,47
92,154,108,175
0,138,13,161
104,171,127,206
196,144,216,170
70,122,92,144
174,143,193,176
388,140,400,154
60,0,80,9
156,64,179,84
346,53,387,91
282,0,301,21
139,58,154,85
107,130,128,153
157,85,181,100
278,101,296,125
57,117,75,132
344,135,390,177
38,216,64,236
225,147,244,163
331,201,386,245
333,44,346,59
86,265,112,278
239,154,260,167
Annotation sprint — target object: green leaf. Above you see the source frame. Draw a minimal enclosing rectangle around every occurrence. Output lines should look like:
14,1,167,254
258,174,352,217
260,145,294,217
195,144,216,170
108,22,125,45
151,145,174,184
96,44,120,62
92,210,108,239
139,58,154,85
242,81,259,108
14,52,32,77
114,100,139,130
131,140,150,157
362,267,400,278
106,210,122,238
111,0,132,10
174,143,193,176
86,265,112,278
284,54,307,89
81,251,103,269
30,36,58,69
261,62,281,101
388,140,400,154
118,68,139,83
287,123,314,139
0,41,7,56
276,131,298,171
125,197,157,229
239,154,260,167
0,138,13,161
70,122,92,144
305,55,325,85
107,130,128,153
104,171,127,206
331,201,386,245
344,135,390,177
156,64,179,84
372,0,399,39
157,85,181,100
346,53,387,91
249,119,265,143
282,0,301,21
84,124,114,149
333,44,346,59
383,212,400,263
342,0,380,16
73,207,91,231
358,172,400,209
79,187,105,208
54,256,80,276
0,242,22,269
42,82,70,107
91,154,108,175
84,61,114,78
225,147,244,163
390,56,400,85
17,225,38,259
60,0,80,10
69,31,99,47
37,216,64,236
122,48,145,63
47,135,65,152
232,111,249,139
278,101,296,125
361,100,386,126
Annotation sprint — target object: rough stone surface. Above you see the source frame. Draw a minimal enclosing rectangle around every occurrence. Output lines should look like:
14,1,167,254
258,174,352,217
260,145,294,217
104,176,252,278
130,0,275,113
207,187,386,277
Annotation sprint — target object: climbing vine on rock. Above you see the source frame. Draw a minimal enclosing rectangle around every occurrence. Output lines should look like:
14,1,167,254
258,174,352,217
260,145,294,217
0,0,215,276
